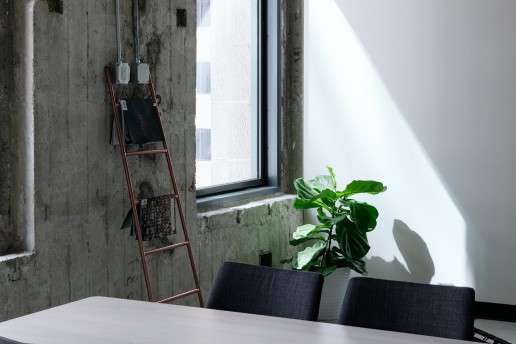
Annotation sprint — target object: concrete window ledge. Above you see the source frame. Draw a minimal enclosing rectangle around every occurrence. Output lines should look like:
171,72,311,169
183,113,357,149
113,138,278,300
0,251,34,264
196,194,301,268
197,187,282,209
197,194,297,222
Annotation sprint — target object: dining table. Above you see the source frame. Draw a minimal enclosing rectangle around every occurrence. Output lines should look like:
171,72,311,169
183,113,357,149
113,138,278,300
0,296,474,343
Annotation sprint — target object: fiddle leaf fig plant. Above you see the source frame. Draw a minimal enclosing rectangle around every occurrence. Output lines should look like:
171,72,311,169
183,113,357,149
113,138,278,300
284,166,386,276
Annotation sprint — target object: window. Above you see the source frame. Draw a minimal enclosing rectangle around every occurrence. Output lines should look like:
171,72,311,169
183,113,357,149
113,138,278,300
196,0,279,200
196,62,211,94
195,128,212,161
197,0,211,27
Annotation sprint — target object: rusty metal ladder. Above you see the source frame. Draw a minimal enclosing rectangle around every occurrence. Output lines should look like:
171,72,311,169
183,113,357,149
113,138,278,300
104,66,204,306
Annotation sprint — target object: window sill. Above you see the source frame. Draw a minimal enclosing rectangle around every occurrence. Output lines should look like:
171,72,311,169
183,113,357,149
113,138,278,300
0,251,34,263
196,186,282,210
197,193,297,221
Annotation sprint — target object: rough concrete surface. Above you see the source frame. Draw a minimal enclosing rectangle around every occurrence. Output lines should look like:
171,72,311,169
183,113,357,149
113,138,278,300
0,0,12,254
0,0,303,321
196,195,301,294
281,0,304,194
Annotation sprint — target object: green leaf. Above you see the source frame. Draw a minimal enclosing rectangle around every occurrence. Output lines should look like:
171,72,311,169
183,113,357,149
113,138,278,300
327,166,337,190
353,259,367,275
329,256,367,274
331,245,344,256
349,200,379,232
292,241,326,270
289,236,326,246
317,207,326,215
335,217,370,260
340,180,387,197
294,178,318,201
289,224,327,246
293,197,322,210
288,168,382,276
293,224,317,237
327,256,352,268
311,188,339,202
309,175,335,192
317,212,347,227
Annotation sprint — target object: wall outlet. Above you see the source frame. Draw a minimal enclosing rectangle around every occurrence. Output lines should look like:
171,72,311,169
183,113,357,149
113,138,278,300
176,9,187,27
131,62,150,84
259,251,272,267
110,62,130,84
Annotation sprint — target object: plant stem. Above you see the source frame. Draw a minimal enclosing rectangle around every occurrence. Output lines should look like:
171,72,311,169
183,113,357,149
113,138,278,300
324,201,336,267
324,226,332,267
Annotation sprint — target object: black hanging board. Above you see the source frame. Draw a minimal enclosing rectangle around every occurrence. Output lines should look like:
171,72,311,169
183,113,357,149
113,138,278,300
115,98,165,145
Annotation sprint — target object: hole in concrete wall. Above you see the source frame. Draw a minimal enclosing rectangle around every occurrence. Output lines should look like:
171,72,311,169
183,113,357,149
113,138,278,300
47,0,63,14
176,9,187,27
259,251,272,267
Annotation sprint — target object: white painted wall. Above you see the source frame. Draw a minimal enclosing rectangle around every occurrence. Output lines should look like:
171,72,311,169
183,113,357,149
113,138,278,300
304,0,516,305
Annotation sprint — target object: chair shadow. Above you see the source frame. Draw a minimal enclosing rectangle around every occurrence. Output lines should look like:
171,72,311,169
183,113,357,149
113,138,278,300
364,219,435,283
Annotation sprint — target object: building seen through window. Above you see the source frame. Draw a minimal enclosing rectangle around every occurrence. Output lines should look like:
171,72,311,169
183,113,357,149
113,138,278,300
196,0,260,192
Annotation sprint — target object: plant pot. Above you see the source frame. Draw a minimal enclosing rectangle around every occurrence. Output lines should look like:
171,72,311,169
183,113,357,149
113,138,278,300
318,267,351,322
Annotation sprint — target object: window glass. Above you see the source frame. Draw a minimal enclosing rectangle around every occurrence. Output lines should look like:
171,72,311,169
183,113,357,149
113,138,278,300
196,0,259,190
195,128,212,161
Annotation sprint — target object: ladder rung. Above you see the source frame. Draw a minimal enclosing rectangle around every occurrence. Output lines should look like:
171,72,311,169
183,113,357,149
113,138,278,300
134,195,179,206
126,149,167,156
157,288,201,304
144,241,189,256
115,102,156,107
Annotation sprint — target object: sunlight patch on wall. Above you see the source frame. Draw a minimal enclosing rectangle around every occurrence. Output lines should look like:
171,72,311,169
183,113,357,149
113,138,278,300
304,0,473,287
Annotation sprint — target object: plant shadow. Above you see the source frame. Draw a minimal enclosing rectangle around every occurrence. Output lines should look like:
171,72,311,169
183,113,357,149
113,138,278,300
364,219,435,283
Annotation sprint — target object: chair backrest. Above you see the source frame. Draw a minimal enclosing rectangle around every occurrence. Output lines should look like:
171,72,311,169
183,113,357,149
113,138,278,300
338,277,475,340
0,336,26,344
206,262,324,321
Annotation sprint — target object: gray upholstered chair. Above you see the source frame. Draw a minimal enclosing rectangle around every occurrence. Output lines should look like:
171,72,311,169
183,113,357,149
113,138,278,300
206,262,324,321
0,336,26,344
338,277,475,341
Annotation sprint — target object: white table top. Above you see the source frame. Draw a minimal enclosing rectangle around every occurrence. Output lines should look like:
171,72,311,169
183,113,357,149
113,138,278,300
0,296,473,344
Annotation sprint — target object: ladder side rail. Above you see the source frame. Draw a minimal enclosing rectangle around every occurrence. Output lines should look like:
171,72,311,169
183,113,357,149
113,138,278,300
104,66,154,302
148,77,205,307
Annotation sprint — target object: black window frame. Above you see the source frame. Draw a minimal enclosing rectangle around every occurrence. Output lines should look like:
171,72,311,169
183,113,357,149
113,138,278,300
196,0,280,207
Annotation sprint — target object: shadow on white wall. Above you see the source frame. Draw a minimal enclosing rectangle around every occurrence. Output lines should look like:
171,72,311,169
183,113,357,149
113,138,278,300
365,220,435,284
304,0,473,288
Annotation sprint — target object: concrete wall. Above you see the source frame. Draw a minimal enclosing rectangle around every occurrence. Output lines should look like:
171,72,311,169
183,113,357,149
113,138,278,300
196,195,301,293
0,0,303,321
305,0,516,305
1,0,35,257
0,0,13,253
281,0,304,194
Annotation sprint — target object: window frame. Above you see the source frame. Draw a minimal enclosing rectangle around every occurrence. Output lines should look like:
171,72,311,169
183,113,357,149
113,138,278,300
196,0,280,207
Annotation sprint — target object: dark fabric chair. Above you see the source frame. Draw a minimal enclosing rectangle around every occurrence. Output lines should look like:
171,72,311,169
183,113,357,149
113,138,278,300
0,336,27,344
206,262,324,321
338,277,475,341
